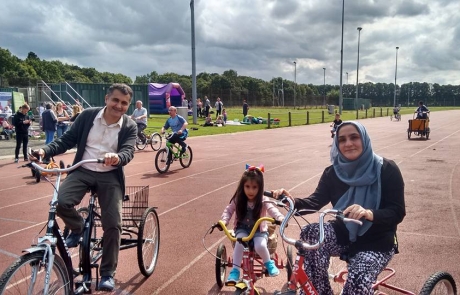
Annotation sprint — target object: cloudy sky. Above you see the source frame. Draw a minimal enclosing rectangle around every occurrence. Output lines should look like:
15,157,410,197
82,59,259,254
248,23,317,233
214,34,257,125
1,0,459,86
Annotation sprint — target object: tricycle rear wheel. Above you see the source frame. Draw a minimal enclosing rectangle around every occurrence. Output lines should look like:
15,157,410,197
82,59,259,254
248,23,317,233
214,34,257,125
215,243,227,288
419,271,456,295
137,207,160,277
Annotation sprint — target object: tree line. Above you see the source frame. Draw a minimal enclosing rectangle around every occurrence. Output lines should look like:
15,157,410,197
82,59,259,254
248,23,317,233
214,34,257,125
1,47,459,107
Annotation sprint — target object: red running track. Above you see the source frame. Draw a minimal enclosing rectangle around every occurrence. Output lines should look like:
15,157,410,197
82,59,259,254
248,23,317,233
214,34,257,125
0,110,459,294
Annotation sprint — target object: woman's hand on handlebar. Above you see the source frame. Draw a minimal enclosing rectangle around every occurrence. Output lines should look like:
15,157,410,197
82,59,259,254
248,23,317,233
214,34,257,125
270,188,294,203
343,204,374,221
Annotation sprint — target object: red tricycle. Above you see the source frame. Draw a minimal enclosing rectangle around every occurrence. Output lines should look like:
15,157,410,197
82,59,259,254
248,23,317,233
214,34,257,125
273,195,457,295
208,216,292,295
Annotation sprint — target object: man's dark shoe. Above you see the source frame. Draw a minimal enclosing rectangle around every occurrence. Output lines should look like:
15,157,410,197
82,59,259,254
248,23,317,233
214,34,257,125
98,276,115,291
65,231,83,248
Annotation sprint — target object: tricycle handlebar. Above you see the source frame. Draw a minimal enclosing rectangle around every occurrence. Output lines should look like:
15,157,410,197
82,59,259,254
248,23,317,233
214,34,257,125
216,217,278,243
31,159,105,174
273,194,362,251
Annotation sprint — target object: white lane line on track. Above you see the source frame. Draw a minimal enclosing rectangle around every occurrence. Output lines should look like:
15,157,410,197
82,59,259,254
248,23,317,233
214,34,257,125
0,222,44,239
0,217,37,224
0,195,51,210
0,184,27,193
398,231,460,240
407,129,460,158
157,158,304,217
0,248,19,259
151,236,226,295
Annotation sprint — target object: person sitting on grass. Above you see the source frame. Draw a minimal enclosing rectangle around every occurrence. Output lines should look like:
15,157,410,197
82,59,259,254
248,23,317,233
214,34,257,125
215,115,225,126
203,115,214,127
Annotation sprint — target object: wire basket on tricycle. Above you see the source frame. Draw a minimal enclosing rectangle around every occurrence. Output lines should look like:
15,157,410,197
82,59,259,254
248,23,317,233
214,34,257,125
91,185,160,276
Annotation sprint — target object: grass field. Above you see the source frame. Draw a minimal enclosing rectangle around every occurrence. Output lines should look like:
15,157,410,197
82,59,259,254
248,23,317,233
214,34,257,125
144,106,459,137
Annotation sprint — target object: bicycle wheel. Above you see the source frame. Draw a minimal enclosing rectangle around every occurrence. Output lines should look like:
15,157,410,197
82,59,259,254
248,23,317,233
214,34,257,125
215,243,227,288
135,136,147,150
179,146,193,168
155,148,171,173
286,245,293,282
150,133,162,151
0,251,71,295
137,207,160,277
419,271,457,295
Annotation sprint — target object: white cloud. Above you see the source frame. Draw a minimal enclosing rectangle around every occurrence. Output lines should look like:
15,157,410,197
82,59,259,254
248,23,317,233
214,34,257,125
1,0,459,85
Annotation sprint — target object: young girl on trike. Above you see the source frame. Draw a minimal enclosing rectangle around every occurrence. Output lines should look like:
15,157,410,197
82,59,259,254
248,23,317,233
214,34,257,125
217,164,284,284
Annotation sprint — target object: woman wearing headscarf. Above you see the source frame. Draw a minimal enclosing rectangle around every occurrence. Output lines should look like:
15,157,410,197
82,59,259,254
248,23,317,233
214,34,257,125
272,121,405,295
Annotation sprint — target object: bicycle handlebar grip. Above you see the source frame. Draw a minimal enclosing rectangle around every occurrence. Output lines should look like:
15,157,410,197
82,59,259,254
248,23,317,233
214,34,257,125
97,158,105,163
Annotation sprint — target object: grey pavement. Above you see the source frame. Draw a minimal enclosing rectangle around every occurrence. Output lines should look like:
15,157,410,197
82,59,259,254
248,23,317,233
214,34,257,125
0,138,47,161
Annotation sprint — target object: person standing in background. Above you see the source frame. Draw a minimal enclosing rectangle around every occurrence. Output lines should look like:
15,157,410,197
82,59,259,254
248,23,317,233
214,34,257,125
37,103,45,118
215,97,223,119
55,102,70,138
204,96,211,118
70,105,82,122
12,104,31,162
42,103,57,144
243,99,249,118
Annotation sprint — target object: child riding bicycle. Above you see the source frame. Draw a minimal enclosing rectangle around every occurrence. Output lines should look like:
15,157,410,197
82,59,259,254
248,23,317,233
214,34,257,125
161,106,188,154
330,113,342,138
218,164,284,284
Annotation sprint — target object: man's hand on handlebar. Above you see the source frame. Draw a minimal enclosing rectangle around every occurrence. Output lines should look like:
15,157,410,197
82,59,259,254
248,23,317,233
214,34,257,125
104,153,120,166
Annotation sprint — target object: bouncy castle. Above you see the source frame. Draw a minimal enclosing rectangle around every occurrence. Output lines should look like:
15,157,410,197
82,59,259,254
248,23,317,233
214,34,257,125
148,83,186,114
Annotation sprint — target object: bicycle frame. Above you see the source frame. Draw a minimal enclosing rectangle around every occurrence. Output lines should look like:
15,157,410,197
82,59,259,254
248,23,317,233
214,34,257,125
275,197,417,295
28,159,104,294
217,217,276,294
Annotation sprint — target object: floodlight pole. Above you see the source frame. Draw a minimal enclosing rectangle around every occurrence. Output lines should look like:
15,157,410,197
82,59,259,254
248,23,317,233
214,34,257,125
190,0,197,124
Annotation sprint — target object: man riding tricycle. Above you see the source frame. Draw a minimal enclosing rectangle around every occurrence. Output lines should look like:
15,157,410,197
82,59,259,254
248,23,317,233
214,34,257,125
408,101,430,139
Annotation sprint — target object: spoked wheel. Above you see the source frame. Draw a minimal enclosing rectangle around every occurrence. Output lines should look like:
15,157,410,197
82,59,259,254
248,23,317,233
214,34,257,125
215,243,227,288
407,131,412,140
137,207,160,277
426,128,430,140
419,271,457,295
136,136,148,150
155,148,171,173
0,251,71,295
179,146,193,168
286,245,293,282
150,133,162,151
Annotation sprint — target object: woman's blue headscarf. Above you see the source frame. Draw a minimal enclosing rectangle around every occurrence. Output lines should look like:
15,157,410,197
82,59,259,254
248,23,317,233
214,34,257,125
331,121,383,242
